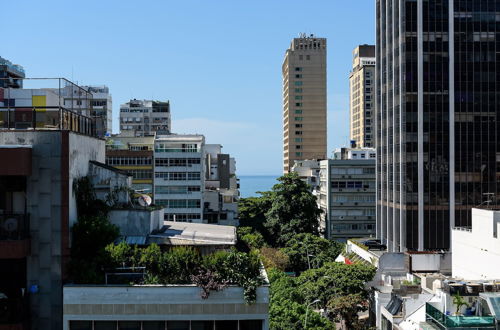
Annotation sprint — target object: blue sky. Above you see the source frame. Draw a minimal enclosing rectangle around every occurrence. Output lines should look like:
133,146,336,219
3,0,375,175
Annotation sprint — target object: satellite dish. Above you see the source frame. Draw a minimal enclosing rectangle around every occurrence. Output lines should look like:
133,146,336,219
137,194,152,207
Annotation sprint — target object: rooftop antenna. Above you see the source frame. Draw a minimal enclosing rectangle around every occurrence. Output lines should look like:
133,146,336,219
137,194,152,208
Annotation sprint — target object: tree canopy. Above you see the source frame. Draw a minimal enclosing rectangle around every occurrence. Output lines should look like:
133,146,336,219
264,172,322,246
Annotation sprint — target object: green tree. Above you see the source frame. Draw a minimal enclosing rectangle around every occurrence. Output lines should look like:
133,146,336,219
327,294,368,330
237,226,266,250
282,233,343,273
296,262,376,311
264,173,322,246
68,215,119,283
238,193,273,242
269,269,334,330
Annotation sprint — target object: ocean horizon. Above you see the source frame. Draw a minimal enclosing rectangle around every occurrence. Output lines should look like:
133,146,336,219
238,175,280,198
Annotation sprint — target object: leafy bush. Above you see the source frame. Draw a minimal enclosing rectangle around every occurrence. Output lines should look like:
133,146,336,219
260,247,289,271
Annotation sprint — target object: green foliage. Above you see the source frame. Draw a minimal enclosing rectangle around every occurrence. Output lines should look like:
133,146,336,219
269,269,334,330
237,226,266,250
327,294,367,330
68,215,119,283
161,247,202,284
296,262,376,309
264,173,322,246
282,233,343,273
73,176,109,218
453,293,469,314
260,247,289,271
238,194,273,243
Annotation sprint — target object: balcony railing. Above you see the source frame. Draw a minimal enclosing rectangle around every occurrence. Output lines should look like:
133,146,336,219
426,303,495,329
0,106,95,136
0,214,30,240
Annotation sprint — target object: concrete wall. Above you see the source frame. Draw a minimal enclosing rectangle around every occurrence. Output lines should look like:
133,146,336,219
0,131,104,329
411,253,451,274
452,208,500,280
108,209,164,236
63,285,269,330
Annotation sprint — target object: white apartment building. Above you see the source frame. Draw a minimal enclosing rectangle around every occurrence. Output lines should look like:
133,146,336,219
291,159,321,191
154,135,205,223
204,144,239,226
319,148,376,241
120,99,170,137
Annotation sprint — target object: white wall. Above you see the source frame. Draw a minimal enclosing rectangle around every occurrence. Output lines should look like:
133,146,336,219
452,208,500,280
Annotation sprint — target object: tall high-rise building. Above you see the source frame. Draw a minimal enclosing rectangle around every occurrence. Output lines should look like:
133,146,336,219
376,0,500,252
349,45,375,148
120,99,171,137
282,34,327,173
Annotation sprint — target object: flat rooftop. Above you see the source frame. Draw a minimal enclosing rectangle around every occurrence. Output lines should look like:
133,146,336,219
148,221,236,246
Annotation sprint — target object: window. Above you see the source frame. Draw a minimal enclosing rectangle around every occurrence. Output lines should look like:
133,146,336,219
299,55,303,60
294,117,303,121
295,88,303,93
295,138,303,142
295,95,303,100
295,67,302,71
294,81,303,86
295,131,302,135
296,145,302,149
295,103,302,106
306,55,311,60
295,124,302,128
295,110,302,114
295,152,303,156
295,74,302,78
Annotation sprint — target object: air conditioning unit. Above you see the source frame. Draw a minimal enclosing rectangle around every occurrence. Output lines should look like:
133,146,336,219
339,216,344,220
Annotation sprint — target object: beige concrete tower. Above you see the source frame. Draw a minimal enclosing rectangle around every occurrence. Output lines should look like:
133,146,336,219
349,45,375,148
282,34,327,174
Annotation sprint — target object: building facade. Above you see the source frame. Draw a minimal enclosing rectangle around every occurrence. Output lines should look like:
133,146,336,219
0,56,25,88
0,109,103,329
106,133,155,195
319,149,376,241
120,99,170,137
349,45,375,148
204,144,239,226
376,0,500,252
154,135,205,223
282,34,327,173
291,159,321,191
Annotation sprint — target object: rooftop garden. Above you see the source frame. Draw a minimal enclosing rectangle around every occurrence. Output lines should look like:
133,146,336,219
69,176,265,304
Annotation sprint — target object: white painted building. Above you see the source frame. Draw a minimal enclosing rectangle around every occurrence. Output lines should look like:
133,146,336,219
452,208,500,280
154,135,205,223
291,159,320,191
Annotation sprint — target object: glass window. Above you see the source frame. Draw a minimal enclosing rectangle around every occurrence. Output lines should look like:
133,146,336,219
294,95,302,100
294,88,302,93
294,138,303,142
167,321,190,330
118,321,141,330
294,81,303,86
295,67,302,71
306,55,311,60
94,321,117,330
215,321,238,330
142,321,165,330
294,117,303,121
295,74,302,78
191,321,215,330
295,110,302,114
295,152,302,157
239,320,263,330
69,321,92,330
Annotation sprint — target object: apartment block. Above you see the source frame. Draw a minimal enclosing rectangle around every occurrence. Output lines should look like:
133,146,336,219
120,99,170,137
154,135,205,223
106,132,155,195
291,159,321,191
0,79,103,329
0,56,25,88
349,45,375,148
319,148,376,241
204,144,239,226
376,0,500,252
282,34,327,173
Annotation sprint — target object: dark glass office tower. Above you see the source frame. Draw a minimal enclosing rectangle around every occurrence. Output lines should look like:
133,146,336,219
376,0,500,252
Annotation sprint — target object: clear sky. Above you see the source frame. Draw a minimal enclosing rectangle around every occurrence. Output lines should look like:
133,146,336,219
3,0,375,175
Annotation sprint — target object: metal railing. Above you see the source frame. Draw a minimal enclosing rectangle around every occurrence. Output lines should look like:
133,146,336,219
0,213,30,240
426,303,495,329
0,106,95,136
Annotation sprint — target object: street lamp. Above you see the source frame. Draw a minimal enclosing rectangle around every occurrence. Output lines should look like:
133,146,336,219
304,299,321,329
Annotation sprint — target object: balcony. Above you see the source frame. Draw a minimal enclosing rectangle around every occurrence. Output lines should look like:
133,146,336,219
426,303,495,329
0,214,30,259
